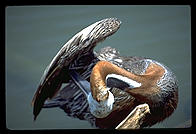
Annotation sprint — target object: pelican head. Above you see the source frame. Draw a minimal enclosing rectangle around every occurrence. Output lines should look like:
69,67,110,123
87,60,178,125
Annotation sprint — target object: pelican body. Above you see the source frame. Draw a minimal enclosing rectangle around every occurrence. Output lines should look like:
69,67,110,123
32,18,178,128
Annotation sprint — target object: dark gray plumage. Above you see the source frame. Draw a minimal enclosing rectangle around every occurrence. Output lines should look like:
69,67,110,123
32,18,121,120
43,46,178,128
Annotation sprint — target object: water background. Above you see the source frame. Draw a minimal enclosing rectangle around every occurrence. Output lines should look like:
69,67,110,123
5,5,191,129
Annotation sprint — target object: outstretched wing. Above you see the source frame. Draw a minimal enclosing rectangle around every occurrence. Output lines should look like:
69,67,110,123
32,18,121,120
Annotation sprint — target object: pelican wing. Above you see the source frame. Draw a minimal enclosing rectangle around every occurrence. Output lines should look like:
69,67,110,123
32,18,121,120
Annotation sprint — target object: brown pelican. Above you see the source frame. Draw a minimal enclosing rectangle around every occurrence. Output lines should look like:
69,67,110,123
31,18,178,128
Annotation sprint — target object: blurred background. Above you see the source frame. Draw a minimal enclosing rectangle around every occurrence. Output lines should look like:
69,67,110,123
5,5,191,129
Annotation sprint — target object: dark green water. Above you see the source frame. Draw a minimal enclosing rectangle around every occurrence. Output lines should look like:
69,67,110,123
6,5,191,129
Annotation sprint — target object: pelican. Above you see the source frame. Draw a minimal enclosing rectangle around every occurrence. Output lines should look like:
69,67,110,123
32,18,178,128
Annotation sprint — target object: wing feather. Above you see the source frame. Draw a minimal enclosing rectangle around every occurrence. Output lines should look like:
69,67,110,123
31,18,121,120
